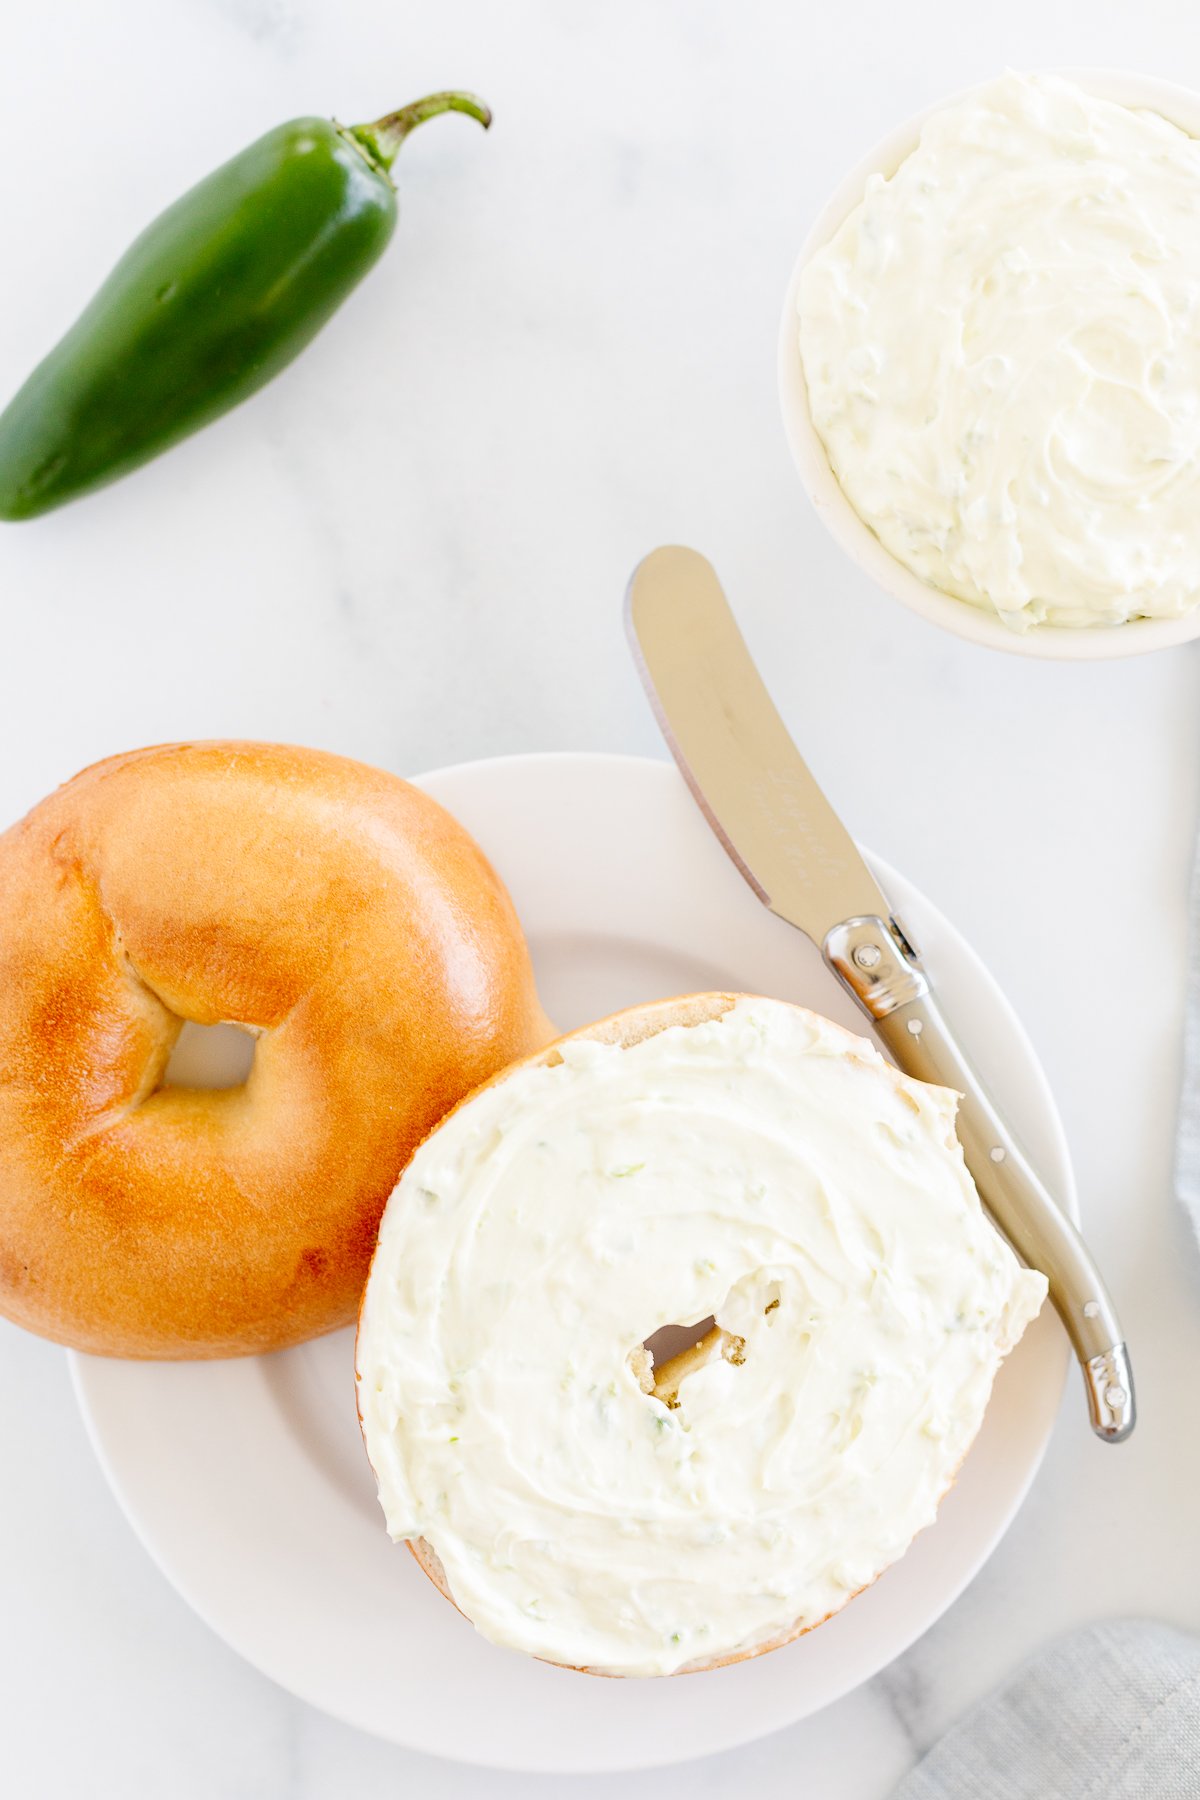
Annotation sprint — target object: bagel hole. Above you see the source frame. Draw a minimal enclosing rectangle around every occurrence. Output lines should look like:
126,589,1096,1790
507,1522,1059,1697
163,1021,256,1091
643,1316,716,1367
635,1292,770,1410
636,1315,727,1412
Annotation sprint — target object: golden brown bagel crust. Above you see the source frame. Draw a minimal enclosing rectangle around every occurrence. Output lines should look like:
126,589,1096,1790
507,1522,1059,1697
0,741,553,1358
357,992,957,1677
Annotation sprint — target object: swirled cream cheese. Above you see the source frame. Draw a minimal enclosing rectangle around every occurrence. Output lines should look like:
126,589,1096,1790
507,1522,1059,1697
357,998,1046,1676
799,71,1200,629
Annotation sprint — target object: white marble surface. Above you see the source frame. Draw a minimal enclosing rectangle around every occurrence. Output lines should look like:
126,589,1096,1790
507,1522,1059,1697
2,2,1199,1794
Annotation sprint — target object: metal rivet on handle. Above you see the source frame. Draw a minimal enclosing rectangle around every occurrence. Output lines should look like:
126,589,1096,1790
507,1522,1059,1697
1105,1385,1128,1409
853,943,882,971
1083,1300,1100,1319
989,1146,1006,1163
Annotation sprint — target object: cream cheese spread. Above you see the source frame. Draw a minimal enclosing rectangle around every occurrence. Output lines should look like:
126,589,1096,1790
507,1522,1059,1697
798,71,1200,629
357,998,1046,1676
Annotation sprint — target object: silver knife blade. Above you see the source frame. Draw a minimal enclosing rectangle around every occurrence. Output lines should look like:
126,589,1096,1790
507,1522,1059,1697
625,544,889,942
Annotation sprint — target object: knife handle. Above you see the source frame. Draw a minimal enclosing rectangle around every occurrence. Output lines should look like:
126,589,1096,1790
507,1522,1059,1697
824,917,1135,1444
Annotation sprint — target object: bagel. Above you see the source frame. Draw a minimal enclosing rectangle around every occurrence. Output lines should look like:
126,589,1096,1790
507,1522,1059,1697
356,993,1047,1677
0,741,552,1358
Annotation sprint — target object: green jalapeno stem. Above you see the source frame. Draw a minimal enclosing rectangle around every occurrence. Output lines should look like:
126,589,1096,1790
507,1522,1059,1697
347,91,492,177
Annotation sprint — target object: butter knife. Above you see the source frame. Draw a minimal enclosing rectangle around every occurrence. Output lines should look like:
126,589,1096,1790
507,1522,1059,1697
626,544,1135,1444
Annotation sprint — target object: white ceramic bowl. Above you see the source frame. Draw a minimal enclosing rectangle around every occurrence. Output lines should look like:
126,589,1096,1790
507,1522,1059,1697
778,70,1200,661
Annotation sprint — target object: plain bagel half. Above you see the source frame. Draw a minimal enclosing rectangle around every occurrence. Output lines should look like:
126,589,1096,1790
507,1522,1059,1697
0,741,553,1358
357,993,1047,1677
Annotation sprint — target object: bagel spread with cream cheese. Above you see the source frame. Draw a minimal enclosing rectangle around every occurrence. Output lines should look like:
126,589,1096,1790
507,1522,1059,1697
357,993,1047,1676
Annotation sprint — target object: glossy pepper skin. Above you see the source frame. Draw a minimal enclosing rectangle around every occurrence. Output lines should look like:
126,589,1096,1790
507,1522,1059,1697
0,93,490,520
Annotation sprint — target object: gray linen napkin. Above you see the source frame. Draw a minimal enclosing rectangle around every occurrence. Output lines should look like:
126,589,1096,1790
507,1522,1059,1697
1178,831,1200,1234
891,1620,1200,1799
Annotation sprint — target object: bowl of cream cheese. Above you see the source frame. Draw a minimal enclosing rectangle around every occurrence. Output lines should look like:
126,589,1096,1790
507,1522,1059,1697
779,69,1200,658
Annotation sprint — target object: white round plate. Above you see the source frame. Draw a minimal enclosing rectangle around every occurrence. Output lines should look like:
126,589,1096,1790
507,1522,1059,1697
71,752,1073,1774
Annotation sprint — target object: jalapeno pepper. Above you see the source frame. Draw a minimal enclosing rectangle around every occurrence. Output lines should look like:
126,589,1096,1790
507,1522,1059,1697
0,91,491,520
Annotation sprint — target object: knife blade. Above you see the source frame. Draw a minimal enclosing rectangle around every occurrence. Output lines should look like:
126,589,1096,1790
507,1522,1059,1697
626,544,890,939
626,544,1135,1444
